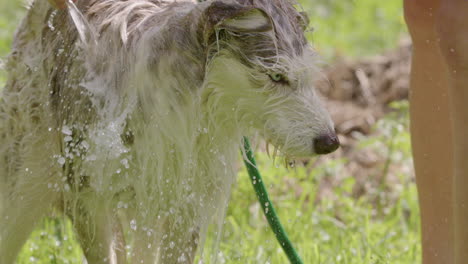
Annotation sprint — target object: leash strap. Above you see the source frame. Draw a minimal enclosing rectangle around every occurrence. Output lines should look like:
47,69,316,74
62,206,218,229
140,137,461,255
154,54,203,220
242,137,304,264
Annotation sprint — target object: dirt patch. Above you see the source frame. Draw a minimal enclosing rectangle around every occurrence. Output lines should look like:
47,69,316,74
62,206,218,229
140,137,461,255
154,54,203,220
318,39,411,143
308,39,414,204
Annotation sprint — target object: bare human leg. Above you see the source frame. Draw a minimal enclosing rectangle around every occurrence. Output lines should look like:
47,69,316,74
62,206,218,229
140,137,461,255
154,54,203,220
404,1,454,263
436,1,468,262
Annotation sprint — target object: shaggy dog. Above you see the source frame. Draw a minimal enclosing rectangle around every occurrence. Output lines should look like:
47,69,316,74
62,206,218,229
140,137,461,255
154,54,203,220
0,0,339,263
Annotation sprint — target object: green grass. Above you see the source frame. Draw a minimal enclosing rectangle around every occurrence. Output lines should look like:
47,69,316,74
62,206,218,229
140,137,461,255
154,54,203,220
16,219,83,264
301,0,407,59
0,0,27,85
0,1,419,263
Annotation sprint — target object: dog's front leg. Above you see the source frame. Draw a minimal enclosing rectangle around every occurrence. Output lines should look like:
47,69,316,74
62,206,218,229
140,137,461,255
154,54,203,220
158,221,199,264
69,200,126,264
0,185,57,264
130,217,199,264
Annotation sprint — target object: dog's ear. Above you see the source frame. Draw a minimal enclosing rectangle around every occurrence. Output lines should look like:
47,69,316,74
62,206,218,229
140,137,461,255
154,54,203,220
214,6,272,33
200,1,273,45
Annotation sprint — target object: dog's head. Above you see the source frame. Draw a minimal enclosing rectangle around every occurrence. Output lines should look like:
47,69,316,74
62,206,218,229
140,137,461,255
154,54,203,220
201,0,339,157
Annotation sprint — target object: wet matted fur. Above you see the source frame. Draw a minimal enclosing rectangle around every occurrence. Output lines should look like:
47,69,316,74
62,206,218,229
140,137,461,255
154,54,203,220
0,0,337,263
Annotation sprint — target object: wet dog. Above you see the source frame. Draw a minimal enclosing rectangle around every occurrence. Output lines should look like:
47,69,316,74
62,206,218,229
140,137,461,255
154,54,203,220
0,0,338,263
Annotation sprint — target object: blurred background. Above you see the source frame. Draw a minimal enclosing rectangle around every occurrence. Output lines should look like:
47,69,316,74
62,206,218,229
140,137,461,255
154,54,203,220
0,0,416,263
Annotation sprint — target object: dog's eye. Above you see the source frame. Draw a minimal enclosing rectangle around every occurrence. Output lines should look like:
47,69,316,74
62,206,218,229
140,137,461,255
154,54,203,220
268,73,289,84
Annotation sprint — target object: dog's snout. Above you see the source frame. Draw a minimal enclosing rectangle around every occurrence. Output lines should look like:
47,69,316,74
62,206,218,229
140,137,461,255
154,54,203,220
313,133,340,154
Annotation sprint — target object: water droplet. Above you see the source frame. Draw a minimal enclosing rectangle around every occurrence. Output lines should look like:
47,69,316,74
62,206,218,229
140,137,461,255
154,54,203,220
130,219,137,231
57,157,66,165
61,125,72,135
177,254,187,263
81,141,90,150
120,158,129,169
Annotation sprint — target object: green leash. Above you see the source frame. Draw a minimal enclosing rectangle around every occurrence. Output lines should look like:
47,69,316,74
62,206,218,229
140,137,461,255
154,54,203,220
242,137,304,264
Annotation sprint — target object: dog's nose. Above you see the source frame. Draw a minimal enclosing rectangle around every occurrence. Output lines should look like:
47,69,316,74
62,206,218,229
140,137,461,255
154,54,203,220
313,133,340,154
